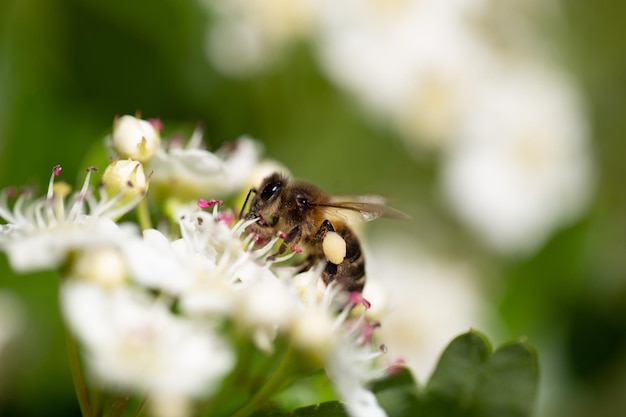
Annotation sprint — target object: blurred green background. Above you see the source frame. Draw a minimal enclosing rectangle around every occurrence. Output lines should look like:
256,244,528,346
1,1,626,416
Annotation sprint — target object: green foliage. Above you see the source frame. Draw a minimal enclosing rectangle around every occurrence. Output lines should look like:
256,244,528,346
372,330,539,417
251,401,348,417
243,330,538,417
370,366,420,417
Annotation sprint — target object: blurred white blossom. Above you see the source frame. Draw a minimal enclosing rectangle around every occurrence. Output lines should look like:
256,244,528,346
72,247,128,288
61,281,234,398
289,268,388,417
364,233,491,381
201,0,595,256
441,65,593,254
314,0,492,146
203,0,319,76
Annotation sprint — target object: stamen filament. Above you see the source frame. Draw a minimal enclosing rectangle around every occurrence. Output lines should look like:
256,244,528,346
187,126,204,149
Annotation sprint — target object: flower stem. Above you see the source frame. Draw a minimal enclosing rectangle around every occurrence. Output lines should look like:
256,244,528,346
230,344,297,417
136,198,152,231
109,394,130,417
66,329,94,417
133,395,149,417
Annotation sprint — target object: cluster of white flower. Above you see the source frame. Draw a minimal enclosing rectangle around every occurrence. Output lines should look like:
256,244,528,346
0,115,389,417
201,0,594,255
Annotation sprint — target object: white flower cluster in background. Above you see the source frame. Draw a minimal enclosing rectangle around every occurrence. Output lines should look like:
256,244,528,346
203,0,318,76
0,116,390,417
201,0,595,256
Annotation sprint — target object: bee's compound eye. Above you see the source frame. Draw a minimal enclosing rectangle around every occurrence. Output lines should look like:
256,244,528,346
260,182,281,202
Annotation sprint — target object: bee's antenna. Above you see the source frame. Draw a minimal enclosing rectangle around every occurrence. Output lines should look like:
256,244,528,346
239,188,256,219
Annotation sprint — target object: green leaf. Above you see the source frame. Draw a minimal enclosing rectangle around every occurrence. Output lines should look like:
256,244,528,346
251,401,348,417
371,366,420,417
420,330,493,416
473,339,539,417
421,330,539,417
290,402,349,417
427,330,492,400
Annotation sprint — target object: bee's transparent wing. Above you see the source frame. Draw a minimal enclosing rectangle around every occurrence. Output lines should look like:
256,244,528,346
318,196,409,223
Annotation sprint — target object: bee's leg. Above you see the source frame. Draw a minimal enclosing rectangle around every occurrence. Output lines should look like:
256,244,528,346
277,225,302,254
296,254,321,273
314,220,340,276
267,225,302,262
314,219,335,242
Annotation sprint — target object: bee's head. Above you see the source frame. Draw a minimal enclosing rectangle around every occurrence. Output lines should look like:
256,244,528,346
241,172,287,222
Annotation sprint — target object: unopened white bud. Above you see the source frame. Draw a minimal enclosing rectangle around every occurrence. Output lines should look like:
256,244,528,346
73,248,127,288
102,159,149,205
112,115,161,162
290,310,336,359
149,395,193,417
236,281,292,329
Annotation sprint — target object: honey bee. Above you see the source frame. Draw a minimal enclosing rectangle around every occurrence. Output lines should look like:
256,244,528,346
240,172,408,293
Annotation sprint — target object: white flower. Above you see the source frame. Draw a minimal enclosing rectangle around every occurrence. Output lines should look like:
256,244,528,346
288,269,388,417
122,227,198,295
178,208,296,324
149,129,267,200
72,247,128,288
203,0,319,76
121,204,295,349
61,281,234,397
0,166,140,272
109,115,161,162
315,0,488,121
327,338,388,417
365,233,490,381
148,395,194,417
441,65,594,255
233,269,298,350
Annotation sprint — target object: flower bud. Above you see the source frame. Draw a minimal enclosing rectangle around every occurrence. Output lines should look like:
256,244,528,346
149,395,192,417
73,248,127,288
111,115,161,162
102,159,149,206
290,309,336,361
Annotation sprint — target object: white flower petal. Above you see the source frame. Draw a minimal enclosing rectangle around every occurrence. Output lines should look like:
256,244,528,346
3,217,131,272
61,281,235,397
123,231,194,294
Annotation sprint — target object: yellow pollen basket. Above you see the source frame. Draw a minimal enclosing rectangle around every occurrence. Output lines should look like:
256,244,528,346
322,231,346,264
